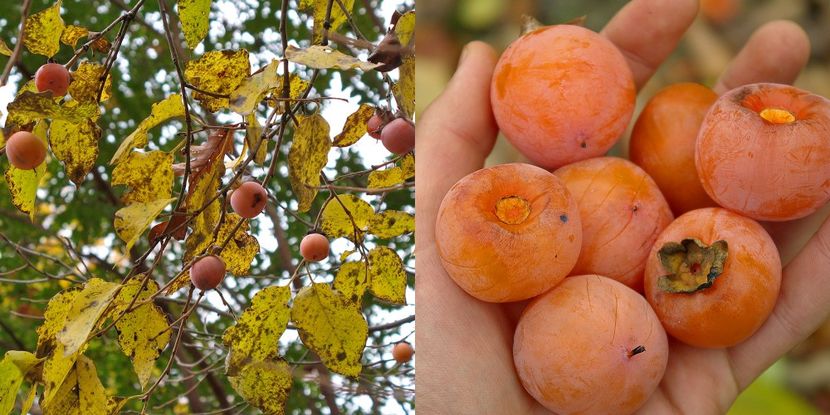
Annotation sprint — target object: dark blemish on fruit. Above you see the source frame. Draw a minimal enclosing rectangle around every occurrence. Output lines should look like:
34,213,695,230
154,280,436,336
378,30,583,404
629,345,646,357
560,214,568,223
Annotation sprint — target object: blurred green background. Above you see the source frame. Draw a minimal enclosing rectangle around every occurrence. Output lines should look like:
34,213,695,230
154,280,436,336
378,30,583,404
417,0,830,413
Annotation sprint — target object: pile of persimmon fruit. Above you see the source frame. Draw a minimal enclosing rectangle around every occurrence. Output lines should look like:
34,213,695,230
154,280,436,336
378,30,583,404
435,23,830,415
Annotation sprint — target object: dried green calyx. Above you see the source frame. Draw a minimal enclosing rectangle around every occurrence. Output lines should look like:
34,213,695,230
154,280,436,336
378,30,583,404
657,238,728,293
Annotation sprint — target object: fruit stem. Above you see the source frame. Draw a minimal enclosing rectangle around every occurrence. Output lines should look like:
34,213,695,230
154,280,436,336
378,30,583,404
759,108,795,124
628,345,646,358
495,196,531,225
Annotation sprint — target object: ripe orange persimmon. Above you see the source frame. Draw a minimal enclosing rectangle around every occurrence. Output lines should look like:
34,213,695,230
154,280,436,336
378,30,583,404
190,255,226,290
380,118,414,154
35,63,71,96
230,181,267,218
514,275,668,415
300,233,330,262
644,208,781,348
392,342,414,364
630,83,717,215
554,157,673,290
696,83,830,221
5,131,46,170
435,163,582,302
491,24,636,169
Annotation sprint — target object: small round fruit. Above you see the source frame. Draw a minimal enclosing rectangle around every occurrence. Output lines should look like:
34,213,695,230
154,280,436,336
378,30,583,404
190,255,226,290
300,233,330,262
392,342,414,364
435,163,582,302
700,0,740,25
554,157,673,290
5,131,46,170
367,114,383,139
35,63,71,97
514,275,669,415
696,83,830,221
230,181,267,219
644,208,781,348
630,83,717,215
380,118,415,154
491,24,636,169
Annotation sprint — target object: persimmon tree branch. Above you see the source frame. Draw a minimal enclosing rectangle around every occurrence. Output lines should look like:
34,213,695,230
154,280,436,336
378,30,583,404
0,0,32,87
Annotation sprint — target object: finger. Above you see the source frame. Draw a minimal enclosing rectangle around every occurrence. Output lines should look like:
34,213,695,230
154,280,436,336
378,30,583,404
415,41,499,244
729,217,830,389
601,0,699,89
714,20,810,94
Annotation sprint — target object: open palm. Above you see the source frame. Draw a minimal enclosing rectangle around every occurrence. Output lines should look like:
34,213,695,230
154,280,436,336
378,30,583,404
415,0,827,413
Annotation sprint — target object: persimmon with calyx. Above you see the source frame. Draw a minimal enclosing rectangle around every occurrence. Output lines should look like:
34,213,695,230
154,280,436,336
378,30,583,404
367,114,383,139
300,233,330,262
514,275,669,415
644,207,781,348
435,163,582,302
230,181,267,218
380,118,414,154
5,131,46,170
35,63,71,97
491,24,635,169
630,83,717,215
392,342,414,364
190,255,226,290
554,157,673,290
696,83,830,221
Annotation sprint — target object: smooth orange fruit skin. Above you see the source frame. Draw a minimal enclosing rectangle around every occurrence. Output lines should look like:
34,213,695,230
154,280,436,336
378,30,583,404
644,208,781,348
435,163,582,302
5,131,47,170
230,181,267,219
630,83,717,215
491,24,636,169
392,342,414,364
300,233,330,262
35,63,71,97
696,83,830,221
514,275,669,415
190,255,226,290
554,157,673,290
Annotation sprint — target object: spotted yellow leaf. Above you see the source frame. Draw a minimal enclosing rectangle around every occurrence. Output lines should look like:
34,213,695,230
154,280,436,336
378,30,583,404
23,0,65,57
230,59,280,116
76,356,107,414
393,55,415,118
178,0,211,49
67,61,112,103
333,104,374,147
0,39,12,56
291,284,367,377
333,261,368,304
20,383,37,415
369,210,414,239
57,278,120,355
299,0,355,45
110,94,184,165
266,74,311,113
37,288,82,407
60,25,89,48
228,358,292,415
368,247,407,304
0,351,39,415
49,118,101,185
395,11,415,47
41,366,79,415
183,156,223,261
4,160,46,221
111,151,174,204
288,113,330,212
185,49,250,112
245,113,267,164
320,194,374,239
367,154,414,189
286,45,380,71
7,91,99,126
110,278,171,388
214,213,260,276
114,198,176,251
223,285,290,375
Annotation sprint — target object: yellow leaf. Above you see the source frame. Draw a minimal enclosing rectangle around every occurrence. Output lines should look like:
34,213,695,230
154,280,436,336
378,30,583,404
183,157,223,260
0,351,38,415
215,213,260,276
245,112,267,164
299,0,355,45
7,91,99,126
288,114,331,212
223,286,290,375
37,288,82,407
20,383,37,415
395,11,416,47
23,0,65,57
67,61,112,103
320,194,373,239
110,278,171,388
178,0,211,49
286,45,380,71
0,39,12,56
110,94,184,165
230,59,279,116
333,261,368,304
41,367,79,415
367,154,414,189
228,359,292,415
290,284,367,377
369,210,414,239
57,278,121,355
368,247,407,304
60,25,89,48
333,104,374,147
393,54,415,118
266,75,311,112
114,198,177,251
76,356,107,415
49,118,101,185
111,150,174,204
185,49,250,112
4,161,46,221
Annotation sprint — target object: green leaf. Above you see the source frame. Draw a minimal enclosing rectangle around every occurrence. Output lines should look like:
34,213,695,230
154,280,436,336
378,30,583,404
288,113,331,212
223,286,291,375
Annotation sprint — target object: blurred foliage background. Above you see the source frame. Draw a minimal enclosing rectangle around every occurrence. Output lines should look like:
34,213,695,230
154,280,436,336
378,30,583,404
418,0,830,413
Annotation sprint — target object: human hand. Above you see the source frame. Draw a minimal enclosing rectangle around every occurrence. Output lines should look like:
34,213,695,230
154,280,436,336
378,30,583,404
415,0,817,413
